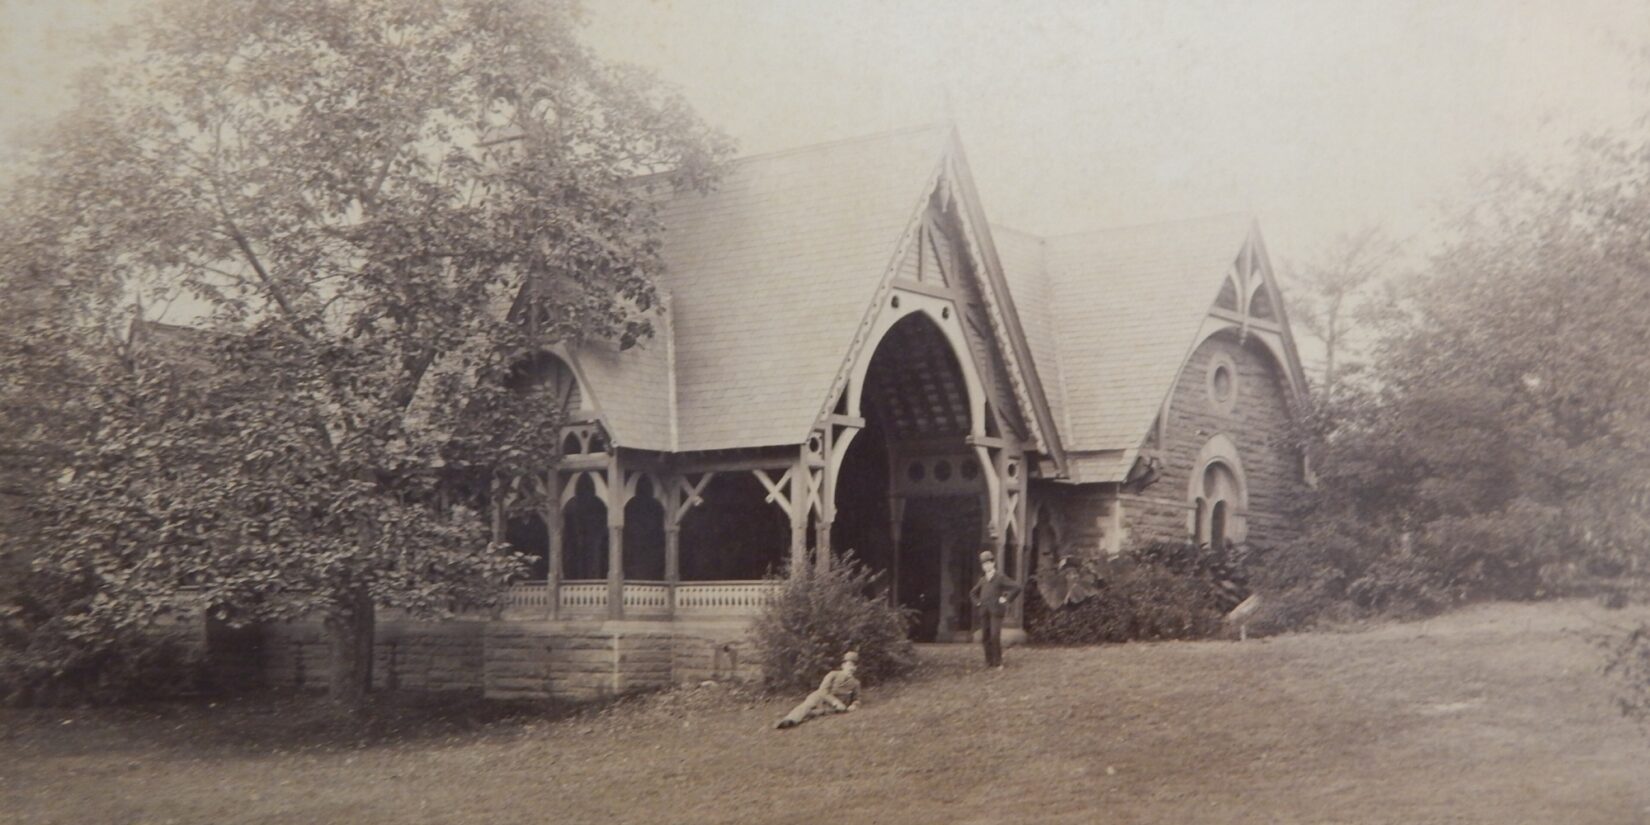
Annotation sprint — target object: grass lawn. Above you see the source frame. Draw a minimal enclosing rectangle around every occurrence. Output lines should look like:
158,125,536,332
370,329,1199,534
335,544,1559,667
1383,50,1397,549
3,599,1648,825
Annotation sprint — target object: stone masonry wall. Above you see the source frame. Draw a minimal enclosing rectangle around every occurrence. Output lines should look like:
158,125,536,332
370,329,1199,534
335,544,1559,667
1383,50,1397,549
1127,330,1304,549
1036,482,1119,563
260,619,761,701
264,621,485,693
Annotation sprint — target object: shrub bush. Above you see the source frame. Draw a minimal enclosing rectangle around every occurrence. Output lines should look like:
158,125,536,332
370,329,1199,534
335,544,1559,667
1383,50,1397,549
1025,542,1232,645
0,617,209,707
1234,535,1362,635
0,568,210,706
749,555,915,694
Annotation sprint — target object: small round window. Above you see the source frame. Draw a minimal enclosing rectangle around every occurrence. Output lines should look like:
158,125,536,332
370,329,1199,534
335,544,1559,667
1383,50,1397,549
1212,366,1233,400
1207,353,1239,414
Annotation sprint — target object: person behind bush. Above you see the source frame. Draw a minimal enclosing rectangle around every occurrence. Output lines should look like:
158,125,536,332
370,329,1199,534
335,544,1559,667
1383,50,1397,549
774,651,860,730
971,549,1022,669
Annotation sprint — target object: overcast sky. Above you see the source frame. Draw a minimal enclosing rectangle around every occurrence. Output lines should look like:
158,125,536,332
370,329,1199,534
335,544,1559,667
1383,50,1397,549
5,0,1648,269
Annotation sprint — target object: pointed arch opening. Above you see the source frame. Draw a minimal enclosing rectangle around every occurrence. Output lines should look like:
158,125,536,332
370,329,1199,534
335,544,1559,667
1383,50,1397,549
622,476,666,581
562,473,609,580
836,308,986,641
1249,286,1276,320
1215,276,1241,312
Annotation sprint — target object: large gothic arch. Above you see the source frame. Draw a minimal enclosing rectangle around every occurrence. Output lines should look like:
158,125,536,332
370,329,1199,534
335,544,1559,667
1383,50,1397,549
823,288,1031,640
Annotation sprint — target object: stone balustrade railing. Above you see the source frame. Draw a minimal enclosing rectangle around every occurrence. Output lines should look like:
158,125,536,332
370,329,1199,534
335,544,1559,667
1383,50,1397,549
673,581,780,613
621,582,672,616
558,581,609,611
504,581,553,609
500,580,781,616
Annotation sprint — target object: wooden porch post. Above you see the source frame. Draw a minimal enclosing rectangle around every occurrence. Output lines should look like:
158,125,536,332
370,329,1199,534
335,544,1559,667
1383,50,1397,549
988,448,1009,557
664,475,680,619
788,450,809,577
810,440,831,576
815,429,838,577
545,470,563,621
607,456,624,620
1010,466,1030,627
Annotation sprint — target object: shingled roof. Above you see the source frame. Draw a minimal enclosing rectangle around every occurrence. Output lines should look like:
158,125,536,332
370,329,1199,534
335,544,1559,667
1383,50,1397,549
993,225,1069,442
575,132,1276,478
999,214,1258,482
574,126,953,452
384,124,1295,482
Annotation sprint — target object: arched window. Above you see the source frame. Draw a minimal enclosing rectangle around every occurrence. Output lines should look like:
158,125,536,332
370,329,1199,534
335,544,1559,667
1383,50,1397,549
1210,500,1229,551
1188,436,1248,547
1202,462,1242,551
1193,497,1208,545
562,473,608,580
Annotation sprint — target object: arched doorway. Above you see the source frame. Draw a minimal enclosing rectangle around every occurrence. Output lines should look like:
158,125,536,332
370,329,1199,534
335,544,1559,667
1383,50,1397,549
834,310,985,641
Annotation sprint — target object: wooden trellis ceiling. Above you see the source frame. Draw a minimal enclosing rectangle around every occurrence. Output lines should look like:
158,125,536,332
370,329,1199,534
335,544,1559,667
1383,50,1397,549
862,315,970,441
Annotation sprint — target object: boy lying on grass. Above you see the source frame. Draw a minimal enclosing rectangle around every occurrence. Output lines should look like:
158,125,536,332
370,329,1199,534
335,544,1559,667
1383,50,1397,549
774,651,860,730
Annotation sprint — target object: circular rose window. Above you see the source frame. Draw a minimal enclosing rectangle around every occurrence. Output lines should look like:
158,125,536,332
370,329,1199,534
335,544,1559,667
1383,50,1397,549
1207,353,1239,414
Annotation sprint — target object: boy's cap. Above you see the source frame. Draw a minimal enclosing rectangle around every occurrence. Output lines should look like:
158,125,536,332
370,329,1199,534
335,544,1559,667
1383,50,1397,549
842,651,859,663
979,551,995,563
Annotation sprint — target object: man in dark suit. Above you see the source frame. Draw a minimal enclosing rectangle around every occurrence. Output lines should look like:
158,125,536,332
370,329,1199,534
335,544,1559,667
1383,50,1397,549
971,549,1022,669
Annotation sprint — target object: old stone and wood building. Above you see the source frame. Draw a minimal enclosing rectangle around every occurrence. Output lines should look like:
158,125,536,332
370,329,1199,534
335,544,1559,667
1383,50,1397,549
265,126,1310,699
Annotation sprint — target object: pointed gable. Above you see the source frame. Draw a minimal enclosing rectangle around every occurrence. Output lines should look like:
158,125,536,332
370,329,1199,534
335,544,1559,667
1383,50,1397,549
566,302,675,451
879,190,1037,444
655,126,952,452
1009,215,1259,481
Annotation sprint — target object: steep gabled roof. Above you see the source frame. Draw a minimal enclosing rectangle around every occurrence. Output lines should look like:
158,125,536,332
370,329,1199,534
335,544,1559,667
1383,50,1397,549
409,125,1050,456
992,225,1070,444
575,142,1279,474
646,126,953,451
999,214,1258,482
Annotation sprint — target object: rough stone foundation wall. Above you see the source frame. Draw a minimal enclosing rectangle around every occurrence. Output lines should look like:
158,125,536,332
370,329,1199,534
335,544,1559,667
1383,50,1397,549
671,629,761,684
1122,495,1195,549
1041,483,1120,562
260,619,760,701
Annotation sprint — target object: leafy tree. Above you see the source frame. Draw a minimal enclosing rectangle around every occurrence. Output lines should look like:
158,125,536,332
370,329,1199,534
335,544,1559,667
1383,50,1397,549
0,0,730,706
1281,134,1650,622
1284,225,1400,395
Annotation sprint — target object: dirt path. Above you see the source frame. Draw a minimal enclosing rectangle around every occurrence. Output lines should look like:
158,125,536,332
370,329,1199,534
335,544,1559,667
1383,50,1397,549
3,600,1648,824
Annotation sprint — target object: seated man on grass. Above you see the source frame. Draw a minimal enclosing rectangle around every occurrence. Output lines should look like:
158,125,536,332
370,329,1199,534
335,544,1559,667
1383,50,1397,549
774,651,860,730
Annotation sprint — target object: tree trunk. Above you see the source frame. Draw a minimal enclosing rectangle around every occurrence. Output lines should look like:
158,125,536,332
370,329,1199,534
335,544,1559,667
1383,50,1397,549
325,586,375,708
